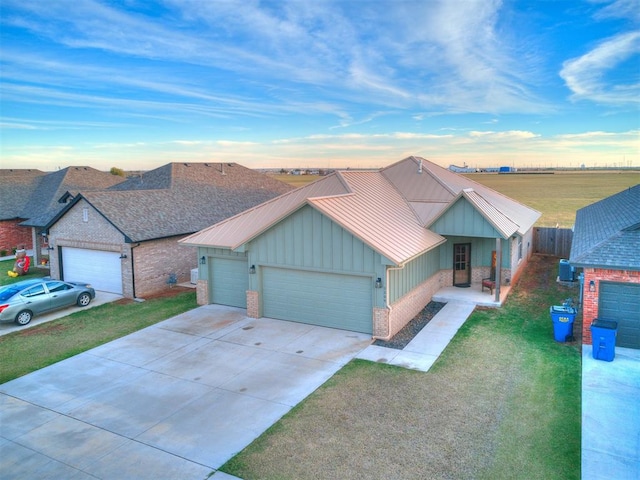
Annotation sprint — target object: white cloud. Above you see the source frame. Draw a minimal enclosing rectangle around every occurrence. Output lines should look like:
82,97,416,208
560,31,640,105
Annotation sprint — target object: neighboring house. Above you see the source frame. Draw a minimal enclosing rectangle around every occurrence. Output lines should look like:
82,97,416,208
181,157,541,339
570,185,640,349
0,169,45,254
0,167,123,260
45,162,293,298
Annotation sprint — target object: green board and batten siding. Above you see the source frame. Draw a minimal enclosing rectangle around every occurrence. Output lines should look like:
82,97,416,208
249,206,384,332
599,281,640,349
430,197,504,238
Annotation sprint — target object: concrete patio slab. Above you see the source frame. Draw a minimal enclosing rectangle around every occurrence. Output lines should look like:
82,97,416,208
582,345,640,480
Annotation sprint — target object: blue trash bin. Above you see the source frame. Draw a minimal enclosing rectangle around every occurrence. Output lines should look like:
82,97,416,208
550,305,577,342
590,319,618,362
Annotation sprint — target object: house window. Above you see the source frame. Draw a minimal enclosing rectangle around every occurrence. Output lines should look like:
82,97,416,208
82,208,89,222
518,237,523,261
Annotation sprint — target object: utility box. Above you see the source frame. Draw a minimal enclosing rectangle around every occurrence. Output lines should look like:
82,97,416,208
590,319,618,362
558,259,574,282
190,268,199,285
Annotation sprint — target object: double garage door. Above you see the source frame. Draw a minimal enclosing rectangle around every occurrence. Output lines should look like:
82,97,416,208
208,260,374,334
599,281,640,349
61,247,123,294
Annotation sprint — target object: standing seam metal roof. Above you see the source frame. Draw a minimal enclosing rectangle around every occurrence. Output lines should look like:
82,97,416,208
181,157,540,265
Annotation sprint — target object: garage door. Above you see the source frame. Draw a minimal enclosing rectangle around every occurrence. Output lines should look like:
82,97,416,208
210,257,248,308
599,281,640,349
262,267,372,334
62,247,122,294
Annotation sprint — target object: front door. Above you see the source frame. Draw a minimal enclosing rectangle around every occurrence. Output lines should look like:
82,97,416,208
453,243,471,287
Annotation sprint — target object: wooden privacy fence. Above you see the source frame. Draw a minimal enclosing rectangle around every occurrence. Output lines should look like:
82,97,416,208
533,227,573,258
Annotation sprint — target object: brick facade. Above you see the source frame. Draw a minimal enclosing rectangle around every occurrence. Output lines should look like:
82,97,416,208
374,271,446,340
0,219,32,254
246,290,259,318
49,199,197,299
581,268,640,345
196,279,208,305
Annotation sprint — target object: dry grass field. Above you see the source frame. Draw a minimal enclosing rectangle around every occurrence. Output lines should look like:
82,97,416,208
272,170,640,227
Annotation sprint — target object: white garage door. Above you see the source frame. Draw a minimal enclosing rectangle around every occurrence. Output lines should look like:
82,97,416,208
262,267,373,334
62,247,123,294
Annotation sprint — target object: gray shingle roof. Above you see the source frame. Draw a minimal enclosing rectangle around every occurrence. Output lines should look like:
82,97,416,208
570,184,640,270
0,170,45,220
57,163,293,242
19,167,125,227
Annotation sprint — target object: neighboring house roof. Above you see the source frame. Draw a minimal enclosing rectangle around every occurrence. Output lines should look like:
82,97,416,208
181,157,540,266
570,184,640,270
0,169,46,221
19,167,126,227
48,162,294,242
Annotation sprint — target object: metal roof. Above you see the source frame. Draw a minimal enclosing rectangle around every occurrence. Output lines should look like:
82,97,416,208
181,156,541,265
570,184,640,270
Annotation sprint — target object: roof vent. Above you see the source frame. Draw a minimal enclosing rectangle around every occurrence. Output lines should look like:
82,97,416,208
418,159,423,174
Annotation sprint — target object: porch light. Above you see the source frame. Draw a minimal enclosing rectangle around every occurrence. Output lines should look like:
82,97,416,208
249,265,256,274
119,254,127,259
200,256,206,265
375,277,383,289
589,280,595,292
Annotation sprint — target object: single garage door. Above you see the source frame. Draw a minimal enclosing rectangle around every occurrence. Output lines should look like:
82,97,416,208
262,267,372,334
62,247,123,294
599,281,640,349
210,257,248,308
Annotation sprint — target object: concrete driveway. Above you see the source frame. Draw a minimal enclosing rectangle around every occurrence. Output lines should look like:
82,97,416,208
0,305,371,479
582,345,640,480
0,290,123,336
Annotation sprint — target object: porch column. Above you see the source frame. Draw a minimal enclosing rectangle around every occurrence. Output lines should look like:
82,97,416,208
495,237,502,302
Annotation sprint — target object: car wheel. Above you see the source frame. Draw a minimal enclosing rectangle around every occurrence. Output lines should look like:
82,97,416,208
77,293,91,307
15,310,33,326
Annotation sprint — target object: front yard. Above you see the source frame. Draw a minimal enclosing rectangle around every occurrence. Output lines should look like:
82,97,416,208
221,254,581,479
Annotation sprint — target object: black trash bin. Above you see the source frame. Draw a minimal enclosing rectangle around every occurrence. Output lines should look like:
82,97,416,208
590,319,618,362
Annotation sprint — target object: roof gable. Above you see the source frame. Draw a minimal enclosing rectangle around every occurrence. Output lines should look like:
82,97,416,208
20,167,125,227
428,190,514,238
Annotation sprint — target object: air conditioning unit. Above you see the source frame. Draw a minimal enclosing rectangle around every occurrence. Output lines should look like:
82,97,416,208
190,268,199,285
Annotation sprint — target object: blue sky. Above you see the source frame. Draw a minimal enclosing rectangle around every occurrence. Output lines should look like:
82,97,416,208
1,0,638,171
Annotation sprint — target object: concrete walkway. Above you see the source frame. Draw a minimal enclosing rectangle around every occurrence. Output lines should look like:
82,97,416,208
582,345,640,480
357,301,476,371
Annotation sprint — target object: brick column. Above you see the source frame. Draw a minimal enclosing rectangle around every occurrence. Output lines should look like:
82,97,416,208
247,290,260,318
196,280,208,306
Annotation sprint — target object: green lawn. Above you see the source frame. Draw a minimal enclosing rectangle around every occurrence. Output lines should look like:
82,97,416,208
0,258,48,286
221,255,581,479
0,287,196,384
465,171,639,227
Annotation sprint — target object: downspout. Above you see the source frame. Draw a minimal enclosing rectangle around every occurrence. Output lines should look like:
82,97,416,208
130,243,141,299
